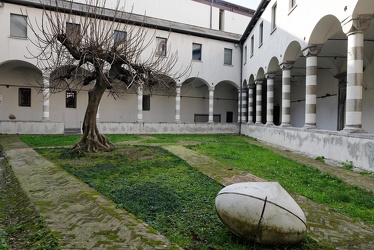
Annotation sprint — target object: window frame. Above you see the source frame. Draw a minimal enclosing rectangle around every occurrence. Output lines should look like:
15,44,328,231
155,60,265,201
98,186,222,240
18,88,31,107
244,45,247,64
10,13,27,38
66,22,81,45
250,35,254,57
259,21,264,47
143,95,150,111
66,90,77,108
224,48,233,66
192,43,202,61
271,2,277,33
156,37,167,57
114,30,127,46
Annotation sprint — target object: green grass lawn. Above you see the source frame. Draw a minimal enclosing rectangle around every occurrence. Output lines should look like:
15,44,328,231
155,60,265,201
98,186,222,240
19,134,374,249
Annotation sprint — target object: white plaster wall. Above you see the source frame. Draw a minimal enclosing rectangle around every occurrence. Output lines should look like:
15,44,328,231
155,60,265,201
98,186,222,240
0,69,42,121
242,125,374,172
73,0,250,34
243,0,361,79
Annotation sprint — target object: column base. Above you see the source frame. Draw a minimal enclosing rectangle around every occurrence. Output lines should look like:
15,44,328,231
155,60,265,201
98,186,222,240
265,122,274,127
207,121,214,124
303,124,316,129
280,123,291,127
342,126,366,134
255,121,263,125
246,121,254,125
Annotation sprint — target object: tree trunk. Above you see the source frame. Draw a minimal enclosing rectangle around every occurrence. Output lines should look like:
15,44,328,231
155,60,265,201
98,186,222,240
71,78,115,152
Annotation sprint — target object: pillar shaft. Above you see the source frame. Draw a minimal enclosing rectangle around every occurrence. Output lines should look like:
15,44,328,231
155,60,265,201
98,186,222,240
137,85,143,122
280,62,294,127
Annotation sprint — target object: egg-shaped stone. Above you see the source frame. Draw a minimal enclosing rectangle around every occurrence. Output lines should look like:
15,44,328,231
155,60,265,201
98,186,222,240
215,182,307,245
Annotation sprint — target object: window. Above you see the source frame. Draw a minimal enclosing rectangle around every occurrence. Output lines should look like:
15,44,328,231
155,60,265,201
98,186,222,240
19,88,31,107
250,35,254,56
156,37,167,56
66,22,81,45
219,9,225,31
244,45,247,64
289,0,297,10
114,30,127,45
10,14,27,38
66,90,77,108
143,95,150,111
224,48,232,65
192,43,202,61
259,21,264,46
271,3,277,31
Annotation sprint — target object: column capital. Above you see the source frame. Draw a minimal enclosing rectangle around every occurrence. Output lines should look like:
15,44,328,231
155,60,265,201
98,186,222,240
248,83,256,89
238,87,248,93
342,15,371,35
302,44,323,57
280,61,294,70
209,86,215,91
265,72,277,79
255,79,265,85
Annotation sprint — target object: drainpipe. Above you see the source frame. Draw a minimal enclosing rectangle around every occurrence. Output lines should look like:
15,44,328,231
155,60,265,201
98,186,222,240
210,0,213,29
239,42,243,135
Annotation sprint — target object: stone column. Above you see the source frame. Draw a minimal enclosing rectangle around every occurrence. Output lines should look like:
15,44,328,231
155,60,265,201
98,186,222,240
255,79,264,125
238,88,248,123
280,61,294,127
265,72,276,126
137,85,143,122
208,86,215,123
342,16,371,132
42,74,50,121
175,84,181,123
247,84,255,124
302,45,322,128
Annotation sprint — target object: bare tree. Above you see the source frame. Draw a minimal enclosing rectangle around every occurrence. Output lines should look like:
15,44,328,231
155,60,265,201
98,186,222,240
26,0,190,152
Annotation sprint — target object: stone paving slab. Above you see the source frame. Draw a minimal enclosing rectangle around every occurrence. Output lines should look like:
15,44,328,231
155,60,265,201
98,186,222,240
163,145,374,250
5,145,180,250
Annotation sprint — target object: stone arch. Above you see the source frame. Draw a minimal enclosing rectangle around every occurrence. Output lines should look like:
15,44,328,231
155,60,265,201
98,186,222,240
267,57,280,73
283,41,302,62
309,15,341,45
353,0,374,16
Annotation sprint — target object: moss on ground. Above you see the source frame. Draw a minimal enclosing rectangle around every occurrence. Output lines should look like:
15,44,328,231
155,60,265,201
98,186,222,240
0,158,60,249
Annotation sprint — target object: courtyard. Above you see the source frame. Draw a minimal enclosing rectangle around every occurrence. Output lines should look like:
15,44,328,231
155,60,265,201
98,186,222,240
0,134,373,249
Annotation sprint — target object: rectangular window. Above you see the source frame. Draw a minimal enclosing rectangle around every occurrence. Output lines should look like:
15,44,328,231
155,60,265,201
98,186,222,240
219,9,225,31
192,43,202,61
224,48,232,65
244,45,247,64
19,88,31,107
66,22,81,45
114,30,127,45
66,90,77,108
10,14,27,38
259,21,264,46
289,0,296,10
250,35,254,56
143,95,150,111
156,37,167,56
271,3,277,31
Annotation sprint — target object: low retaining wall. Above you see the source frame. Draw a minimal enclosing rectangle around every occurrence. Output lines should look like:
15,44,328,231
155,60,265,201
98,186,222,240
98,122,239,134
241,125,374,172
0,121,64,134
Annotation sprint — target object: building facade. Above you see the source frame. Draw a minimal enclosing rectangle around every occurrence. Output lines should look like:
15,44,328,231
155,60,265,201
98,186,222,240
1,0,374,172
240,0,374,172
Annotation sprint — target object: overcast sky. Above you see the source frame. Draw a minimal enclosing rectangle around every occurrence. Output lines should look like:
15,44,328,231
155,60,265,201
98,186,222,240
226,0,261,10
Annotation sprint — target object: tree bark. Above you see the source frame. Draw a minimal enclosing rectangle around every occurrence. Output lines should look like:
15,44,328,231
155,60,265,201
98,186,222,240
71,78,115,152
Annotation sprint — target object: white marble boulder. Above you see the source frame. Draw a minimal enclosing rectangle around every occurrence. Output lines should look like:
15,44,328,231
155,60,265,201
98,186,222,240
215,182,307,245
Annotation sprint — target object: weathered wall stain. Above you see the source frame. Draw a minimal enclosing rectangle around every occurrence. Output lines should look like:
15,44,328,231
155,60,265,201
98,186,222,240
365,142,374,168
